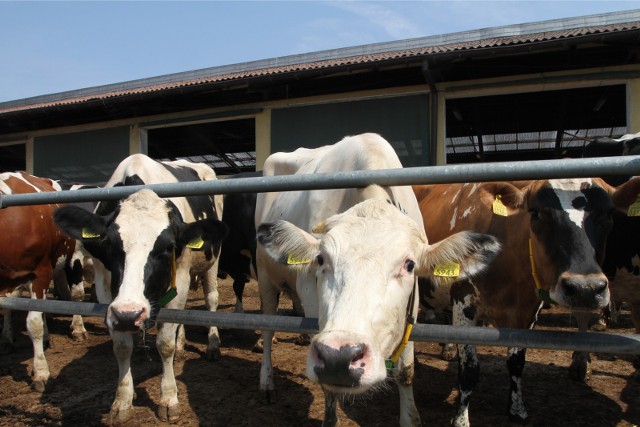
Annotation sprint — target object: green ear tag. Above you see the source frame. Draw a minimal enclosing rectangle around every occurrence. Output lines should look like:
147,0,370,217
81,228,101,239
385,359,395,375
158,287,178,308
186,236,205,249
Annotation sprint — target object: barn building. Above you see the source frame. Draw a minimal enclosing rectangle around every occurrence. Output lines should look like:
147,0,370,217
0,9,639,182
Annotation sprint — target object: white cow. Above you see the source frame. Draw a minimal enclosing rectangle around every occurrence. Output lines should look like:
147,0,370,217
54,154,228,424
255,133,501,426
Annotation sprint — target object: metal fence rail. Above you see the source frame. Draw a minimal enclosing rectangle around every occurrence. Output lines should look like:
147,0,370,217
2,297,638,354
1,156,639,208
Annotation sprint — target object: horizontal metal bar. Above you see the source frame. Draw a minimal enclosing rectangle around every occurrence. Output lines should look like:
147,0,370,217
2,297,639,355
1,156,639,208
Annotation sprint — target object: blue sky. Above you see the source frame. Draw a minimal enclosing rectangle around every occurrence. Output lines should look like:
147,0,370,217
0,1,638,103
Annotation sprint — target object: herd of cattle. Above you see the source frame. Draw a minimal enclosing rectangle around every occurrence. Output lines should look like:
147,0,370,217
1,132,639,426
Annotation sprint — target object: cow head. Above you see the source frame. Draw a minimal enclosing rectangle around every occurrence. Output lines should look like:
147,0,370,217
478,177,640,309
257,198,499,395
54,189,228,333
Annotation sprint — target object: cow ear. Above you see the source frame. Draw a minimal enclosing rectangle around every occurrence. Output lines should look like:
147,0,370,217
257,220,319,271
177,219,228,251
611,176,640,213
54,206,107,241
478,182,525,216
417,231,501,284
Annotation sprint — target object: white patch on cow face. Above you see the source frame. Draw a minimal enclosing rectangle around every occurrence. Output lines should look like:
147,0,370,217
549,179,591,228
461,206,474,218
106,190,172,332
306,203,423,393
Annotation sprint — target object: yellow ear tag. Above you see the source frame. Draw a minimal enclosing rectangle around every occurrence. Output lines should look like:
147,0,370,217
492,195,508,217
81,228,101,239
186,236,205,249
628,196,640,217
287,254,311,265
433,262,461,278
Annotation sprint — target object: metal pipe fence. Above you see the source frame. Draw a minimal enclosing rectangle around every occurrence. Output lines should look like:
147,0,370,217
1,155,639,208
2,297,639,354
2,156,640,354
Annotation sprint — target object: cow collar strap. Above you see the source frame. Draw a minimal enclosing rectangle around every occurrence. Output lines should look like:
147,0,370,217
385,277,418,376
528,239,556,305
158,249,178,308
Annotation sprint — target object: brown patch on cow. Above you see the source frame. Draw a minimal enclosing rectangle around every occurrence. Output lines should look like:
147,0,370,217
396,362,415,386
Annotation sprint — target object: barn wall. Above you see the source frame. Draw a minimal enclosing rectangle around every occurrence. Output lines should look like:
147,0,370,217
33,126,130,183
270,94,430,167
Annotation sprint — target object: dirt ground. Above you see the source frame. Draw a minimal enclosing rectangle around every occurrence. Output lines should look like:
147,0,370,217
0,277,639,427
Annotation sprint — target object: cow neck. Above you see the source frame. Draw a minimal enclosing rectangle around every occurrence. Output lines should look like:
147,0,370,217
158,248,178,308
385,276,418,376
528,239,556,305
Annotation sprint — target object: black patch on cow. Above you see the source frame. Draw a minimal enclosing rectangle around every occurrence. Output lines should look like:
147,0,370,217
143,225,179,318
95,175,146,216
161,163,218,221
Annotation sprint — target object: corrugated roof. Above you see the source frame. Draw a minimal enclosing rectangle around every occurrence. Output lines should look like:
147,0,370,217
2,9,639,114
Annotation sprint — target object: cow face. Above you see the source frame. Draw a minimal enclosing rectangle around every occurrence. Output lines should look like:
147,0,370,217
257,199,499,395
479,177,640,309
54,189,228,333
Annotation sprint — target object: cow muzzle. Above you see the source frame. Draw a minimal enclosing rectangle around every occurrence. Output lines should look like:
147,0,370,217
556,272,609,309
107,304,149,332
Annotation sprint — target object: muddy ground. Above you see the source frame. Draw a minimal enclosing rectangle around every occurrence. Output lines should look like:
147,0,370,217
0,277,638,426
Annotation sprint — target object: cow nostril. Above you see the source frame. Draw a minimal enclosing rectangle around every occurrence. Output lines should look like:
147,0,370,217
110,307,145,331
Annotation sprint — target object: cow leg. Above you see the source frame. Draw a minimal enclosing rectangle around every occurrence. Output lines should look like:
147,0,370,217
396,342,421,427
451,298,479,427
202,267,221,361
0,287,21,354
157,322,181,422
258,279,280,403
26,308,49,392
322,388,339,427
506,346,529,424
569,311,592,382
231,274,248,313
109,331,135,424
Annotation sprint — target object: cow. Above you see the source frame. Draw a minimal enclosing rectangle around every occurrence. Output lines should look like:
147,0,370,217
582,131,640,367
413,176,640,426
218,171,261,313
0,171,78,392
53,154,228,424
255,133,501,426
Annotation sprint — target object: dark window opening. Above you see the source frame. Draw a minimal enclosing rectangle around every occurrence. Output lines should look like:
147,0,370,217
148,118,256,176
445,85,627,163
0,144,26,173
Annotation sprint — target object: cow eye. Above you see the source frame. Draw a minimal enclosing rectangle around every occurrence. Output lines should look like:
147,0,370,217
316,255,324,266
529,208,539,220
404,259,415,273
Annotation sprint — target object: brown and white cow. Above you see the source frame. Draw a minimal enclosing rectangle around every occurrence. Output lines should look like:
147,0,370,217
255,133,501,426
0,171,78,391
54,154,228,423
413,177,640,426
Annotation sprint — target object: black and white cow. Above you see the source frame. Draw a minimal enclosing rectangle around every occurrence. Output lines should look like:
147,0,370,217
218,171,261,313
54,154,228,423
255,134,501,426
583,132,640,366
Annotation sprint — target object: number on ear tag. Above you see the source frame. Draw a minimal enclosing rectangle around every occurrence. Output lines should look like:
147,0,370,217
287,254,311,265
186,236,205,249
628,196,640,217
81,228,101,239
492,195,508,217
433,262,461,278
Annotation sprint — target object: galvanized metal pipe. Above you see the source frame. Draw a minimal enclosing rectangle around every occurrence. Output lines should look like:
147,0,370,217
2,297,639,355
1,156,639,208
